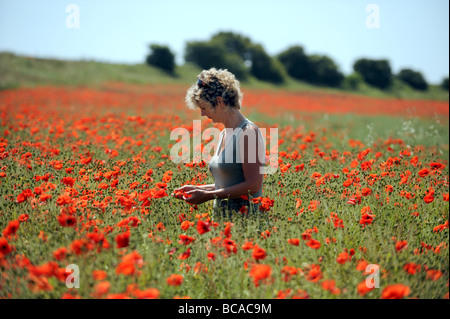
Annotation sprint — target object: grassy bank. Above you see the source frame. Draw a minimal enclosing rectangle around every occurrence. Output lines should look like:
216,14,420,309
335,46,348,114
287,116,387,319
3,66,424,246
1,52,448,101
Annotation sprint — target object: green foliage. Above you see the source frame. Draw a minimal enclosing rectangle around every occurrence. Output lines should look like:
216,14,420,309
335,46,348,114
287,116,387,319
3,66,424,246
441,77,449,91
342,72,365,90
306,54,344,87
186,32,285,83
184,41,248,80
210,31,253,62
353,58,393,90
277,45,311,81
397,68,428,91
278,46,343,87
249,44,285,84
146,44,176,75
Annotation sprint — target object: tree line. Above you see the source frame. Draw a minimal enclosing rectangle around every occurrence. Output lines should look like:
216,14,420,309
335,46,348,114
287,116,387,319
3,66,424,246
146,31,449,91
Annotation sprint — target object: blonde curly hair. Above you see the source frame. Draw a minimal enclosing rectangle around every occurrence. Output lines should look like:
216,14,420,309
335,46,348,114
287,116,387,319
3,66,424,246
185,68,243,111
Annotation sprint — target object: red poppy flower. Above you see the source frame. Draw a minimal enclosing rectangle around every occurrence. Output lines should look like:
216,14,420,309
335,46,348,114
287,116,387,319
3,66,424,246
249,264,272,287
57,213,77,227
0,237,12,256
116,232,130,248
395,240,408,252
177,248,191,260
178,235,195,246
2,220,19,237
252,245,267,261
167,274,183,286
361,188,372,196
336,251,351,264
306,239,321,249
381,284,410,299
305,264,322,282
197,220,211,235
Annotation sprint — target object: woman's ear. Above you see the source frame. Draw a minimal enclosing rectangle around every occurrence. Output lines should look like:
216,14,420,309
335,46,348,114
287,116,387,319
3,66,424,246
216,96,225,110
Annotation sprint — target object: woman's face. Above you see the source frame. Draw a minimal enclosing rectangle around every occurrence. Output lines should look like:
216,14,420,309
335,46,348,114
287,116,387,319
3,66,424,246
198,100,217,122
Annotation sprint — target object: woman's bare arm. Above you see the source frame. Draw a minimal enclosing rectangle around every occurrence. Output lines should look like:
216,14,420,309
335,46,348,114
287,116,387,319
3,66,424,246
208,125,263,200
196,184,216,191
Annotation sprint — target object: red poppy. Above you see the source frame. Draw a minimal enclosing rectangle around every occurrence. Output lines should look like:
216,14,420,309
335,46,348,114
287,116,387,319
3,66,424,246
418,168,429,177
305,264,322,282
306,239,321,249
53,247,67,261
357,281,374,296
167,274,183,286
321,279,341,295
62,176,76,187
336,251,351,264
197,220,211,235
395,240,408,252
57,213,77,227
404,263,421,275
180,220,194,231
178,235,195,246
133,287,160,299
252,245,267,261
361,188,372,196
92,270,108,281
381,284,410,299
425,269,443,281
423,194,434,204
301,232,311,241
116,232,130,248
18,214,29,223
2,220,19,237
0,237,12,256
249,264,272,287
178,248,191,260
207,252,216,261
360,213,375,227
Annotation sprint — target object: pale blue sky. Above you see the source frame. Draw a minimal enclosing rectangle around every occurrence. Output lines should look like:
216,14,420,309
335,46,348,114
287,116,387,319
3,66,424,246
0,0,448,84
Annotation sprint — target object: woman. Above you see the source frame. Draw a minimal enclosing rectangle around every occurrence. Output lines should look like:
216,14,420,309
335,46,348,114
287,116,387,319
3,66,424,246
173,68,265,216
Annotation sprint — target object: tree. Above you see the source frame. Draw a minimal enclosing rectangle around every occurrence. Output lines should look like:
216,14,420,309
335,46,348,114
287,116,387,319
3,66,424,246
307,55,344,87
342,72,365,90
397,68,428,91
353,58,393,89
441,77,449,91
184,41,248,80
277,45,311,81
210,31,253,63
249,44,285,84
146,44,175,75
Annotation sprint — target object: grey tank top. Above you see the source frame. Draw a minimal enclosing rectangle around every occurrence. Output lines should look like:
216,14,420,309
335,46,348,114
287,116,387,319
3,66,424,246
209,118,264,212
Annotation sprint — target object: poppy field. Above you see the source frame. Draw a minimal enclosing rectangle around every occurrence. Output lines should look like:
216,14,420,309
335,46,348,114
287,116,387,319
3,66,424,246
0,83,448,299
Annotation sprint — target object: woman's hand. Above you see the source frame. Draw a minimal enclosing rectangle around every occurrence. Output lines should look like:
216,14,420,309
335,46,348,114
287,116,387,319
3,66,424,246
172,185,198,200
182,189,212,205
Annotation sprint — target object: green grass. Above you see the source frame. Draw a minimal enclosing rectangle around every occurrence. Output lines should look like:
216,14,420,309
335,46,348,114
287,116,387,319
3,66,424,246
1,51,448,101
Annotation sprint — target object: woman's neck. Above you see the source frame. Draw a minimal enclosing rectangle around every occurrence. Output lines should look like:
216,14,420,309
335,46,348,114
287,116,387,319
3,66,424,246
222,110,245,129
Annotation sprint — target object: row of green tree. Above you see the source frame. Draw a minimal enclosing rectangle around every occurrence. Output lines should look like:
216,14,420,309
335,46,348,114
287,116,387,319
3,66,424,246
146,32,449,91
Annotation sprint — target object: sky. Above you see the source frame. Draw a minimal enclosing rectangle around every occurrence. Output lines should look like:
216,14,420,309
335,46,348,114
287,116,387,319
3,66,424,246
0,0,448,84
